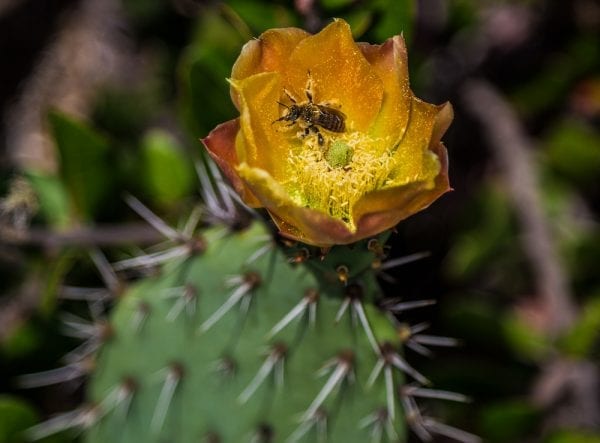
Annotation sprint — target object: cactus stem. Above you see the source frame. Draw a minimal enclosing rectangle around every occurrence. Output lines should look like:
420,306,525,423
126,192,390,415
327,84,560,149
238,344,287,404
151,363,184,434
402,385,471,403
302,352,354,422
287,408,328,443
266,289,319,339
163,284,198,322
199,273,260,333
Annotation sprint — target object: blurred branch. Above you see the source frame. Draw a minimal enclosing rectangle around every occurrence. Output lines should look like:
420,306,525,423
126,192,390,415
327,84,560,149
294,0,323,33
0,223,163,249
5,0,132,172
462,79,600,431
0,278,42,343
461,79,577,336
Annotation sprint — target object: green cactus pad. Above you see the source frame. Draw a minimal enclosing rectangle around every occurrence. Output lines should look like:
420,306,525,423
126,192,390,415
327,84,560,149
86,223,405,443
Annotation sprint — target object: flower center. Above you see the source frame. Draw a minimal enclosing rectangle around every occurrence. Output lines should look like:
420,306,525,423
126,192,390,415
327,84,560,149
285,130,394,229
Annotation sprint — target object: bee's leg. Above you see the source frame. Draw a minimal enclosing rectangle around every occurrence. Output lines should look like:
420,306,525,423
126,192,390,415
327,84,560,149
318,132,324,146
321,100,341,109
308,126,324,146
283,88,297,104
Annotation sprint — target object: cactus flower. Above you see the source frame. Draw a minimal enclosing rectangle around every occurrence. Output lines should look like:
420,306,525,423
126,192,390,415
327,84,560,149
203,19,453,247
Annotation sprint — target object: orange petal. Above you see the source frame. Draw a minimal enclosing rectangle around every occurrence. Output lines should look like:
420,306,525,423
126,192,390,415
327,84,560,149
358,36,411,150
201,119,260,207
384,98,452,185
233,72,291,181
431,101,454,148
283,19,384,133
236,163,357,246
230,27,310,109
352,142,450,239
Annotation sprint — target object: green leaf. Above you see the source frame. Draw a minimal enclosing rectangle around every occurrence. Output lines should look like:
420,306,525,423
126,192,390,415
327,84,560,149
560,295,600,358
502,312,551,362
224,0,297,34
1,322,41,360
543,119,600,186
372,0,415,44
49,111,112,220
547,431,600,443
321,0,355,9
178,8,245,137
480,401,540,443
140,129,195,205
0,396,37,443
24,170,72,228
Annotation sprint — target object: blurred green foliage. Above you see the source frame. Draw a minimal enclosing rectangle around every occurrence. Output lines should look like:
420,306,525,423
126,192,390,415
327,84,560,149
49,111,113,221
0,396,37,443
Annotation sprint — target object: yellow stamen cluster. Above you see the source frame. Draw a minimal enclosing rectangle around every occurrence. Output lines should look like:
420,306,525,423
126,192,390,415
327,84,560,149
285,131,394,228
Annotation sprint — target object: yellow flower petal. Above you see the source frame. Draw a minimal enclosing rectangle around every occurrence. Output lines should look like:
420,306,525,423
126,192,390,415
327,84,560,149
230,27,310,109
206,19,454,246
232,72,290,182
352,142,450,235
385,99,452,186
237,163,357,246
358,35,411,151
283,19,384,132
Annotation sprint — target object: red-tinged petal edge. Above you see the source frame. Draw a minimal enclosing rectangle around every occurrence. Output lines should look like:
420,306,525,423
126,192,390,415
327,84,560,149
201,119,261,207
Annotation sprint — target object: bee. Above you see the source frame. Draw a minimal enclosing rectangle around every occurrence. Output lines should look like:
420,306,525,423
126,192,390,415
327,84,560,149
273,73,346,146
